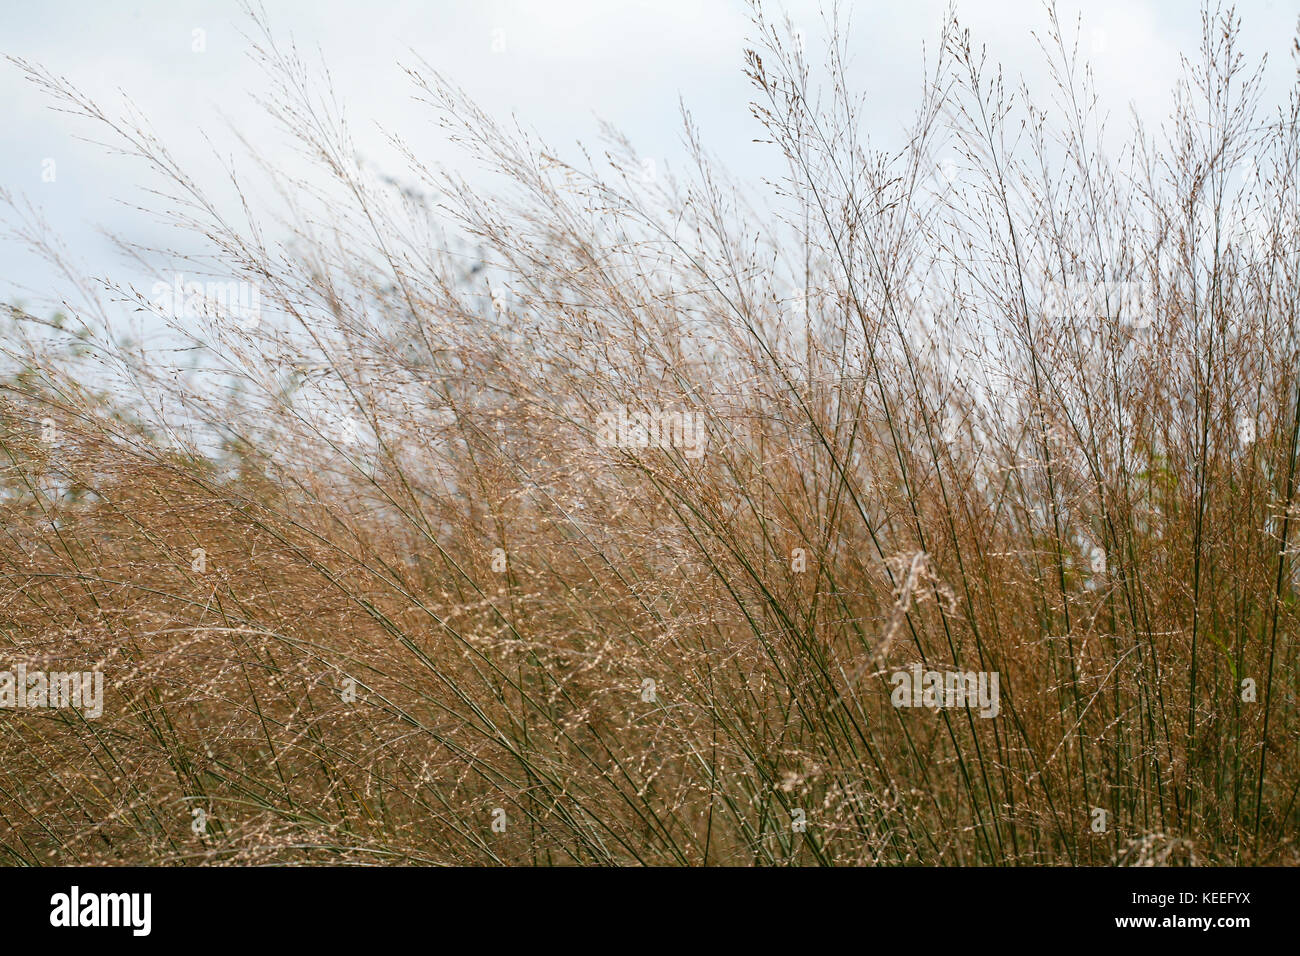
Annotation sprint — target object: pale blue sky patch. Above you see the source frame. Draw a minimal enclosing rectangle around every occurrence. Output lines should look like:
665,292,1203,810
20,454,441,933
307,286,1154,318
1,0,1296,318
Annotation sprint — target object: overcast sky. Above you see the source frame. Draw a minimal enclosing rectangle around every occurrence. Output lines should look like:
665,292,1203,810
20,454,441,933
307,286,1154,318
2,0,1297,315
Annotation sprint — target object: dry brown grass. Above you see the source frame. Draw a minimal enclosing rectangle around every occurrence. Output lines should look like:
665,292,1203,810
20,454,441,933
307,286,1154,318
0,2,1297,865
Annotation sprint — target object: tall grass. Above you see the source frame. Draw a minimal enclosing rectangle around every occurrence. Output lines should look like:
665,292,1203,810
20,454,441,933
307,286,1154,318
0,2,1297,865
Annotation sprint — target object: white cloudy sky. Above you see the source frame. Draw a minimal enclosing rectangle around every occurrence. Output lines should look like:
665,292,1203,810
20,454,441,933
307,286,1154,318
2,0,1297,314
